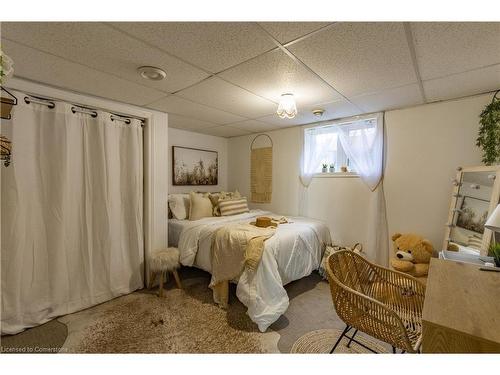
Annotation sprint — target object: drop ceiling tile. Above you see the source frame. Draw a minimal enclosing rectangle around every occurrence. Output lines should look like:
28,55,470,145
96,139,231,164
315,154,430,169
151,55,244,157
423,64,500,102
1,22,209,93
196,126,252,138
218,48,340,107
257,112,311,127
258,98,363,127
147,95,246,125
304,99,363,122
351,84,424,113
231,120,280,133
111,22,276,73
2,40,165,106
288,22,417,97
258,22,332,44
177,77,276,118
411,22,500,80
168,114,218,131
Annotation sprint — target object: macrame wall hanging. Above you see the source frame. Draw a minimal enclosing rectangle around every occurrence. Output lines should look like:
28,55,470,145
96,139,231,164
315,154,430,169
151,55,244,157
250,134,273,203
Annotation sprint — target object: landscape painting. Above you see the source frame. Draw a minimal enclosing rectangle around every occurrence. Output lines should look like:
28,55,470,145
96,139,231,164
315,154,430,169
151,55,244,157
172,146,218,186
456,196,489,234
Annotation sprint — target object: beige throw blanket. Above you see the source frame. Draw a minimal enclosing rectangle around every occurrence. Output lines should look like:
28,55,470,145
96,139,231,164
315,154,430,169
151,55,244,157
251,147,272,203
209,223,276,287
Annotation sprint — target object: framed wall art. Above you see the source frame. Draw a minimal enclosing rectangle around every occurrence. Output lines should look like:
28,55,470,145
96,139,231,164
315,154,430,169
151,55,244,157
172,146,218,186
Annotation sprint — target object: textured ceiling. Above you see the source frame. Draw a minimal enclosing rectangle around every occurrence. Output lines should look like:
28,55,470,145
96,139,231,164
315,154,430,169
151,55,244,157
2,22,499,137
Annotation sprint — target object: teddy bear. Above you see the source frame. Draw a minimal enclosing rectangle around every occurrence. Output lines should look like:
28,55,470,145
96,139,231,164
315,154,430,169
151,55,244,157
390,233,434,284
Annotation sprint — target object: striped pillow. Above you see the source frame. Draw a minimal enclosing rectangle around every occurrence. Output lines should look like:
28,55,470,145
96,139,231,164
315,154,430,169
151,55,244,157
467,235,483,250
218,197,249,216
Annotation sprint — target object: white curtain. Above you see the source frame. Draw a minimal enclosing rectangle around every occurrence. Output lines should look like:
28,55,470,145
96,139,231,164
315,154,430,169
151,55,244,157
333,114,389,265
298,114,389,266
333,114,383,191
1,92,144,334
298,126,337,215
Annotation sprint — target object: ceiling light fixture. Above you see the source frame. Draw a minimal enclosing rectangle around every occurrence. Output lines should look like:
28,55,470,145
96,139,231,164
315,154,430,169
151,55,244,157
137,66,167,81
276,93,297,119
312,109,325,117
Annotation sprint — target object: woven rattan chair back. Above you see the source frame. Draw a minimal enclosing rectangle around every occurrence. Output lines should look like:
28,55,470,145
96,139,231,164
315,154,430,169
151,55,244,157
326,250,425,353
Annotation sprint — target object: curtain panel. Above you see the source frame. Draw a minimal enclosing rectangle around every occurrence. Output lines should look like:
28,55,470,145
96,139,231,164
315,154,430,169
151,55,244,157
1,92,144,334
298,113,389,265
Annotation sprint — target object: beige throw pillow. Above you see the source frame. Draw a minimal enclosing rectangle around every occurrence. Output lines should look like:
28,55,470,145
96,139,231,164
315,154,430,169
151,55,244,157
208,193,221,216
189,192,214,220
209,190,242,216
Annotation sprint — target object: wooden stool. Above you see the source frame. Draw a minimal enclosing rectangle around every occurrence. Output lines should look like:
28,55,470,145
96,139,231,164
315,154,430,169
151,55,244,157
149,247,182,297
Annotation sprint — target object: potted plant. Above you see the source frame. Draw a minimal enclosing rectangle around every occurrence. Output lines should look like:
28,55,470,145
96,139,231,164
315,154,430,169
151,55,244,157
329,163,335,173
321,163,328,173
1,46,16,120
489,242,500,267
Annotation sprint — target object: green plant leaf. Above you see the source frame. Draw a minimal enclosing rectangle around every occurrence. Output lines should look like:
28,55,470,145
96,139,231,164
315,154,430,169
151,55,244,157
477,94,500,165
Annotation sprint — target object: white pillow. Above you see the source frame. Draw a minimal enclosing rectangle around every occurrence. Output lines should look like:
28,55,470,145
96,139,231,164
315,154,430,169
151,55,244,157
168,194,190,220
189,192,214,221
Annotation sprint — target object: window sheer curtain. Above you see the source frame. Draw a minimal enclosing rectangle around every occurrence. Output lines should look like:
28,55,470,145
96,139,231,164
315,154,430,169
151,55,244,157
299,114,389,266
1,93,144,334
298,126,337,215
333,114,388,265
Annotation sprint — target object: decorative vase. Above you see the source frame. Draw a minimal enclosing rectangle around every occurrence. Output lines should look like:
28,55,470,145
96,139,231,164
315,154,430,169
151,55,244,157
322,167,327,173
329,166,335,173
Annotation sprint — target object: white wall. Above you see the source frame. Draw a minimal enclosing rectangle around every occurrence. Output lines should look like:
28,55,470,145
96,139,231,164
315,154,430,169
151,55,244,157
228,93,491,257
168,128,229,194
383,94,487,248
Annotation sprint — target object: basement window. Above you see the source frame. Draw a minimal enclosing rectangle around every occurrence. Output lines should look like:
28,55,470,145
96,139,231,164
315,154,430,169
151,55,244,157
302,115,378,177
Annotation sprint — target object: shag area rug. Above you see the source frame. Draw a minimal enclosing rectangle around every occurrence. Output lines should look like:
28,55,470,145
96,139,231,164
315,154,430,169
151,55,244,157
59,277,279,353
290,329,389,354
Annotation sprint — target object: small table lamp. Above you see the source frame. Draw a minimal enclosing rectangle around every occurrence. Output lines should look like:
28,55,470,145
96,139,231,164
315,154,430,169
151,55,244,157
485,204,500,245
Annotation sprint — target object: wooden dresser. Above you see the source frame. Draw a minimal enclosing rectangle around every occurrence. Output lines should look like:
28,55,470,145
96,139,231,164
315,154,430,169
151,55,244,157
422,258,500,353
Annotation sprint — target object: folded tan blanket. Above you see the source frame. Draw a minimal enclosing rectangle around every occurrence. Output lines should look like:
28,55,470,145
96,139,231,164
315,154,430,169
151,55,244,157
209,223,276,287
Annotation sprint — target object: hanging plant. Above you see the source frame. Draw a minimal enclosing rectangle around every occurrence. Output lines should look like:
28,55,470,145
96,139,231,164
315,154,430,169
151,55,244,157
476,90,500,165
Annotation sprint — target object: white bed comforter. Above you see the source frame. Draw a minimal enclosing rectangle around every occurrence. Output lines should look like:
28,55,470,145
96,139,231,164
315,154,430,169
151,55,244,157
177,210,331,332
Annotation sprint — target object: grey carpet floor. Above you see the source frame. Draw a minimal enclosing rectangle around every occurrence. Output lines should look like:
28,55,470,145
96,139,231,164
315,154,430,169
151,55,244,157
1,267,390,353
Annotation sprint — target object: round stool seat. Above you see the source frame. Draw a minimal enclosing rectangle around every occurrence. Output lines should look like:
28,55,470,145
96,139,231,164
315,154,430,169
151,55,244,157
150,247,180,272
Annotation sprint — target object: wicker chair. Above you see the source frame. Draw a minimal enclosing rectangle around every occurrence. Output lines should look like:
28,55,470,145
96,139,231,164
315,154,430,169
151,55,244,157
325,250,425,353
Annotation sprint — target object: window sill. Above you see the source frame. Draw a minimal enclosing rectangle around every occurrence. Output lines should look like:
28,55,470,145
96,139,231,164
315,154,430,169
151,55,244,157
313,172,359,178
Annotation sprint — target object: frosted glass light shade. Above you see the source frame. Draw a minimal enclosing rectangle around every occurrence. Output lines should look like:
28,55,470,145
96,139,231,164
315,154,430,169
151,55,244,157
276,93,297,119
485,204,500,232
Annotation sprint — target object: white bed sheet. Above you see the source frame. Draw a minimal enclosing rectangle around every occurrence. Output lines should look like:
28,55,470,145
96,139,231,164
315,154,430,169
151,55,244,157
169,219,212,272
172,209,332,332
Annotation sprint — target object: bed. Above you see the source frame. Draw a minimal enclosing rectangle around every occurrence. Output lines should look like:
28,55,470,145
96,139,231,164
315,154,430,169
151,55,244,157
169,209,332,332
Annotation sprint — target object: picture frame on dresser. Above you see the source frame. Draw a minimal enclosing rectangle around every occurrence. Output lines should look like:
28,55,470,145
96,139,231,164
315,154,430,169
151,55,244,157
172,146,218,186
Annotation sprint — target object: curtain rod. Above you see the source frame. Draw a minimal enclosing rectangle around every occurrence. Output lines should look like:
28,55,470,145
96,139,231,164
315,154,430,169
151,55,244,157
15,89,146,126
304,117,377,132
